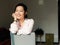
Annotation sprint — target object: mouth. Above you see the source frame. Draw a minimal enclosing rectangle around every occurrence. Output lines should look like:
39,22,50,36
17,14,21,16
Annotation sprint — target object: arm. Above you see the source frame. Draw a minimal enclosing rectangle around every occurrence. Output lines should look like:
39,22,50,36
9,21,18,34
17,19,34,35
9,13,19,34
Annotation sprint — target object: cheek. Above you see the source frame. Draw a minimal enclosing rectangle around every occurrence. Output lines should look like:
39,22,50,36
16,12,25,18
17,15,24,18
21,12,25,15
20,13,25,17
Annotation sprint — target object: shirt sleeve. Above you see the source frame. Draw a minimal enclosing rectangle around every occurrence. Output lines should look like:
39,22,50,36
9,21,18,33
17,19,34,35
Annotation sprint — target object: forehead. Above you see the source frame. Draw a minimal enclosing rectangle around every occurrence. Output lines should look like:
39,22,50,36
16,6,24,10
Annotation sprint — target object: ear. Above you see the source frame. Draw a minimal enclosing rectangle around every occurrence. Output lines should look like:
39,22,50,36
25,12,28,18
25,12,27,15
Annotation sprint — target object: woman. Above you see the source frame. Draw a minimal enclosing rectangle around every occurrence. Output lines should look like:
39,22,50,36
9,3,34,35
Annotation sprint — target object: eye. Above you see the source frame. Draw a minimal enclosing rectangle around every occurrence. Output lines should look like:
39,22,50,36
20,11,23,12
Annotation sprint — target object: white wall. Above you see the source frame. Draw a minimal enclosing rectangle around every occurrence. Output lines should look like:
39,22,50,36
40,0,58,42
19,0,58,42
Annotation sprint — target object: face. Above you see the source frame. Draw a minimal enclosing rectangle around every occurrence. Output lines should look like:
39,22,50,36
15,6,27,20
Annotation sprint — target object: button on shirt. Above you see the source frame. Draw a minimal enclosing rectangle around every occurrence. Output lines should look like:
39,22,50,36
9,19,34,35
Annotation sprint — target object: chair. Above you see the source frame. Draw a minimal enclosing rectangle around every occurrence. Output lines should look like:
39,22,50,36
10,32,35,45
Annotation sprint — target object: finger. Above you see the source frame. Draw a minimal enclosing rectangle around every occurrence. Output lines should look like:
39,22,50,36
15,12,18,16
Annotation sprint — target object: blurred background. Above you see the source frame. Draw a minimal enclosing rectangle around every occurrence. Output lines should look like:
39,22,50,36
0,0,58,45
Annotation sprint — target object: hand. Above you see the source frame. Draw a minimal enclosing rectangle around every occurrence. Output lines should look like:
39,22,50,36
12,13,17,21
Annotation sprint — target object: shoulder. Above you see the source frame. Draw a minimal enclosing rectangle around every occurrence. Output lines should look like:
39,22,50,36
25,18,34,23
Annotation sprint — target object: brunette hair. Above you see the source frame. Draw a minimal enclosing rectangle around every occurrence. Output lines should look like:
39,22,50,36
14,3,28,18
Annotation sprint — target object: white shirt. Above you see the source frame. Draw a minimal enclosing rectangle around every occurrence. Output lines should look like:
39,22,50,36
9,19,34,35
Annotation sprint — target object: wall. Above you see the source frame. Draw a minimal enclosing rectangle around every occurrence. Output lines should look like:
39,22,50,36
19,0,58,42
0,0,11,28
0,0,18,28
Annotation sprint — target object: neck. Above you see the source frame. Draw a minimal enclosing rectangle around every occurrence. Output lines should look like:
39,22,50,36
19,18,25,25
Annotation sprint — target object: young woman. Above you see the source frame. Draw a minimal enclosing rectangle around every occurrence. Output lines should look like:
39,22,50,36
9,3,34,35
